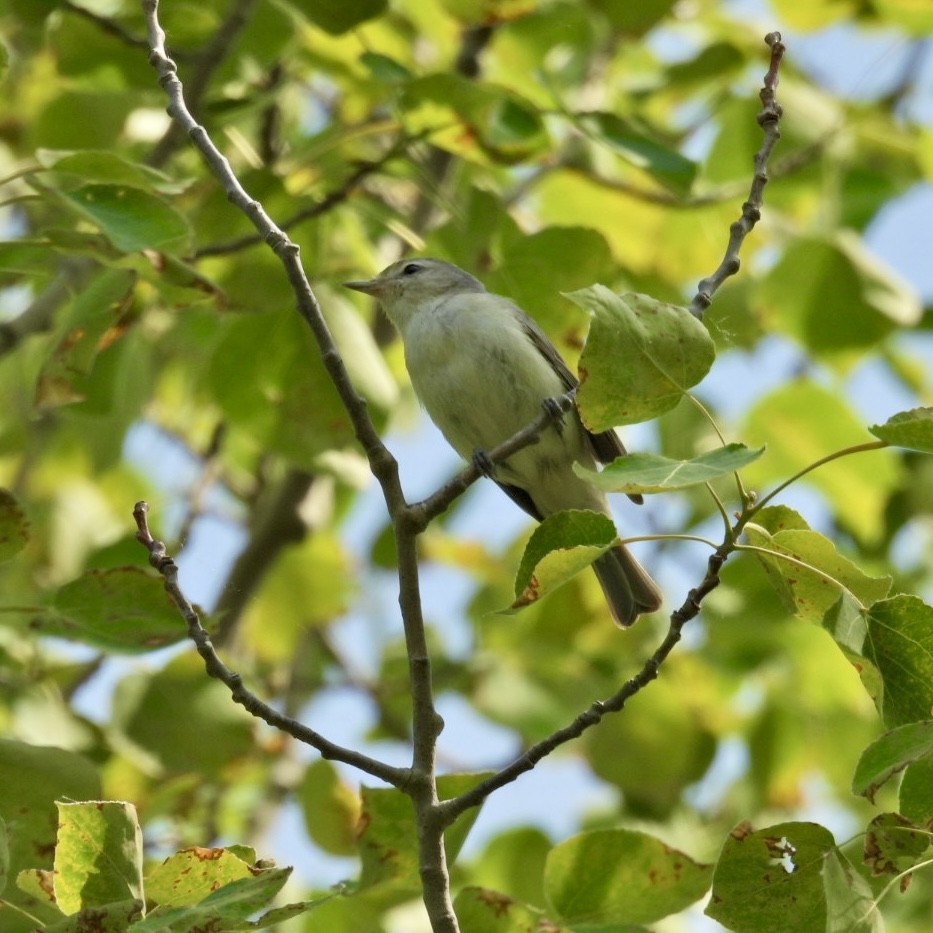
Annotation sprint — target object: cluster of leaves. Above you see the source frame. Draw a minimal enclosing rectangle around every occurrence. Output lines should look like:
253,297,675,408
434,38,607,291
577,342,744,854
1,0,933,931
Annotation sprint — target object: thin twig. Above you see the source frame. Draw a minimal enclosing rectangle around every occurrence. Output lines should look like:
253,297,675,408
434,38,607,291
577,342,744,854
62,0,151,49
438,541,731,824
193,143,408,259
690,32,785,319
133,501,406,786
146,0,257,169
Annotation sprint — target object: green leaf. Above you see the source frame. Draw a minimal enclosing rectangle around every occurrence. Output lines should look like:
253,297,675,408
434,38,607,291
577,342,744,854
874,0,933,33
822,849,882,933
207,308,357,464
112,654,255,775
706,821,836,931
34,567,189,652
580,112,698,196
465,828,550,910
585,657,718,818
289,0,388,35
35,268,137,409
743,524,892,624
862,812,930,877
401,75,548,164
769,0,857,28
852,721,933,803
33,897,143,932
0,740,101,929
576,443,764,493
145,847,257,907
865,595,933,728
741,381,900,543
36,149,179,192
483,226,617,336
569,288,715,429
586,0,677,35
452,886,543,931
509,510,616,613
758,232,922,354
241,533,356,661
59,184,191,253
358,774,491,890
53,801,143,915
298,760,360,857
544,828,712,925
900,758,933,824
869,407,933,453
0,488,29,562
133,864,297,932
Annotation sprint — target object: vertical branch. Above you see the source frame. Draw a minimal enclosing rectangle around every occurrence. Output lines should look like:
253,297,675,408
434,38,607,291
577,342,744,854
139,3,456,928
690,32,785,318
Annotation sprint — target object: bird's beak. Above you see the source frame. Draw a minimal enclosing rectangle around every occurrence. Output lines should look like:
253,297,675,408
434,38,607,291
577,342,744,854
343,277,381,295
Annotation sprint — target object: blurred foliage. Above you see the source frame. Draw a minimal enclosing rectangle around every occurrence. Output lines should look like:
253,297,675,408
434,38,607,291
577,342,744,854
0,0,932,930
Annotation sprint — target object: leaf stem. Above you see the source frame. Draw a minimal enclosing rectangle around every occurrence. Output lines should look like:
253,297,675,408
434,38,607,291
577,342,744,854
749,440,887,517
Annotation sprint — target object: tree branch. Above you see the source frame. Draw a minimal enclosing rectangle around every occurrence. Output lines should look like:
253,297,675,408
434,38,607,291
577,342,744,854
133,501,406,786
438,540,731,824
192,139,409,259
690,32,785,319
146,0,257,169
140,5,458,927
62,0,151,49
409,392,576,530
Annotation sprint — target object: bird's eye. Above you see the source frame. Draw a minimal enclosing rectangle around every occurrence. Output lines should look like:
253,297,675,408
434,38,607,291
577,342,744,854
401,263,422,276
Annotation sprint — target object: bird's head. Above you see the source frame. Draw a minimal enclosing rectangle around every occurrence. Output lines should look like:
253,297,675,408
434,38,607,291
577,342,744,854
344,258,485,325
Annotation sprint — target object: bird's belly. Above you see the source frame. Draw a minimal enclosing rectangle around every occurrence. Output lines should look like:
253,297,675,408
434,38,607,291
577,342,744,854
403,309,606,517
405,315,549,455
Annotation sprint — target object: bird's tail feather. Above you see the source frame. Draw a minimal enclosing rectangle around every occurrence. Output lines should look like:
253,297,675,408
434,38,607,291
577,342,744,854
593,544,662,628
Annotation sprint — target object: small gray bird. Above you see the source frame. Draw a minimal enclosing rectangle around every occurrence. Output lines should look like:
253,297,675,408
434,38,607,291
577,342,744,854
345,258,662,626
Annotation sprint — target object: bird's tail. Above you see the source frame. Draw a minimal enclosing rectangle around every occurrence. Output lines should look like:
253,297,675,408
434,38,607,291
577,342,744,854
593,544,662,628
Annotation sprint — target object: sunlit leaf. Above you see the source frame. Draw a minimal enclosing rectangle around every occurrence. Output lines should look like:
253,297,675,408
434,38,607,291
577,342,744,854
452,886,542,931
758,232,922,354
509,510,616,613
865,595,933,728
707,821,837,930
289,0,387,34
59,184,191,253
545,828,712,925
743,523,892,624
576,443,764,493
570,288,715,429
869,407,933,453
852,721,933,803
53,801,143,915
580,111,697,195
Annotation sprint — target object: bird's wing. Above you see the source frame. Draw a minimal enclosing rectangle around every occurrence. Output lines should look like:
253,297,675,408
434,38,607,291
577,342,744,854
512,304,643,504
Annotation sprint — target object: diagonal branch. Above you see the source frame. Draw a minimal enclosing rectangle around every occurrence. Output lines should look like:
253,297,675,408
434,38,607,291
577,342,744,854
133,501,406,786
690,32,785,319
438,539,731,825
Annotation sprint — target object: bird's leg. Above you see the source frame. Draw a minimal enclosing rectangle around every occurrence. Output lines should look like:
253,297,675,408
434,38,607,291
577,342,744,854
542,396,566,436
471,449,497,477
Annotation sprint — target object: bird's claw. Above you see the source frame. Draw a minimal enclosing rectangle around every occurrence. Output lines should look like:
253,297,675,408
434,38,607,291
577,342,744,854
472,449,496,477
542,396,565,435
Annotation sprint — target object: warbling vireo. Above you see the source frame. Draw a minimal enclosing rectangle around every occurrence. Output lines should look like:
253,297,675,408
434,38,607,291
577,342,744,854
344,258,662,627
